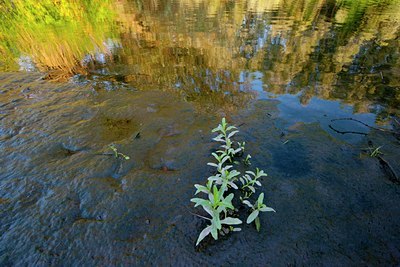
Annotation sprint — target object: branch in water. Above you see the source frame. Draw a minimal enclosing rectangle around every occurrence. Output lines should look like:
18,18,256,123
331,118,396,133
328,124,368,136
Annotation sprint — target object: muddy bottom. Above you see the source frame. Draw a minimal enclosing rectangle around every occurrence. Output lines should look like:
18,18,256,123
1,73,400,265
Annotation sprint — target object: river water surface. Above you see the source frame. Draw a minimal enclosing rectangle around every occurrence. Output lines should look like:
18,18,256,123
1,0,400,265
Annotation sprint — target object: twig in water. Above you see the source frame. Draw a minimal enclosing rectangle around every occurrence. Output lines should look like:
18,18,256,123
331,118,396,134
182,205,211,221
328,124,368,136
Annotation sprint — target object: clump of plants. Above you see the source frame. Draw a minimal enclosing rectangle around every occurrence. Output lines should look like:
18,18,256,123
191,118,275,246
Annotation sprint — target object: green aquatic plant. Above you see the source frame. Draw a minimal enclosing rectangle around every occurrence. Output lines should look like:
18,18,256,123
191,117,274,246
108,144,130,160
212,118,242,161
243,193,276,232
244,154,252,166
240,168,267,193
191,184,242,245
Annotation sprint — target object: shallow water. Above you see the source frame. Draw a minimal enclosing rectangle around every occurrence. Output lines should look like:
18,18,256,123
1,0,400,265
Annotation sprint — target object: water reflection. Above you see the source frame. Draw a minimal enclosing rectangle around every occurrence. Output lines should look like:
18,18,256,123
0,0,399,115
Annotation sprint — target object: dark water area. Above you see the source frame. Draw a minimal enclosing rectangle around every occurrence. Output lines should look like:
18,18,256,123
1,0,400,265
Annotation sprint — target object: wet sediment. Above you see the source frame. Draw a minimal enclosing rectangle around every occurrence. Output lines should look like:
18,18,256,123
1,73,400,265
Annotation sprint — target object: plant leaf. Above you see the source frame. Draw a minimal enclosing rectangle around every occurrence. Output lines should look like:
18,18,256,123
221,166,233,174
256,168,268,177
259,206,276,212
194,184,208,195
221,193,235,210
208,191,214,203
207,175,221,183
234,148,242,154
228,181,238,189
190,198,211,208
247,210,259,224
246,170,255,176
213,134,224,140
257,193,264,205
227,130,239,139
204,206,214,216
196,225,212,246
211,224,218,240
212,125,222,133
219,200,234,210
227,170,240,180
242,200,253,208
224,193,234,203
221,155,230,165
220,217,242,225
216,206,225,213
211,152,221,161
213,212,222,230
213,186,220,204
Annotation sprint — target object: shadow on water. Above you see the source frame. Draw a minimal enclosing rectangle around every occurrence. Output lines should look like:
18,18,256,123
0,0,400,265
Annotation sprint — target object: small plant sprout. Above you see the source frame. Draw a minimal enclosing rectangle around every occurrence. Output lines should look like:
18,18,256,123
244,154,251,166
191,185,242,245
191,118,275,246
212,118,238,141
212,118,243,161
108,144,130,160
243,193,275,232
369,145,383,157
282,140,289,145
237,141,246,152
239,168,267,196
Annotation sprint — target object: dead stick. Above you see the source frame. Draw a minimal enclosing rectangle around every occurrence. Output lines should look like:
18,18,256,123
328,124,368,136
331,118,396,133
182,205,211,221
